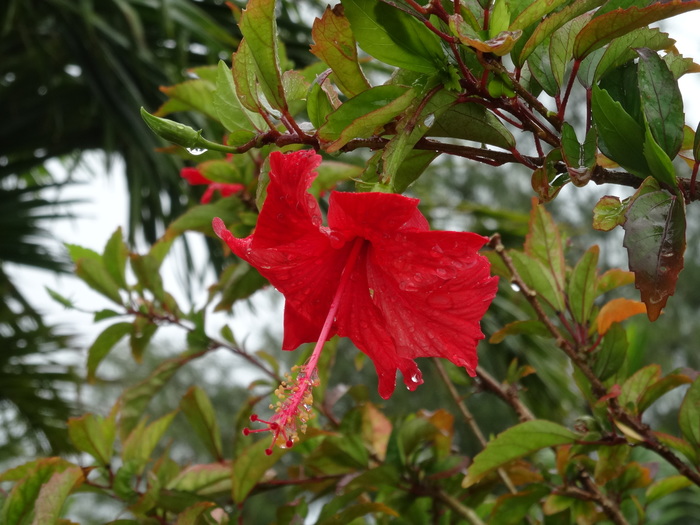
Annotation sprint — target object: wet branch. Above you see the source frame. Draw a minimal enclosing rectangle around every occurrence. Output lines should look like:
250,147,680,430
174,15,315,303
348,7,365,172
488,234,700,488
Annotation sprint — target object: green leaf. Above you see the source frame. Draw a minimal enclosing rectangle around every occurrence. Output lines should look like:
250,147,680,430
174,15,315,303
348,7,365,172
645,475,693,504
637,47,684,160
122,411,178,472
312,161,363,197
524,198,566,296
232,39,264,114
239,0,286,110
342,0,444,74
619,364,661,415
510,251,566,312
463,420,577,486
174,502,218,525
450,14,522,57
515,0,606,65
593,27,674,83
654,431,698,466
30,467,84,525
130,253,165,302
232,439,290,503
679,377,700,449
427,99,515,149
622,179,686,321
592,195,626,232
489,486,551,525
166,198,243,239
130,316,158,363
573,1,700,60
67,411,117,466
527,43,558,97
639,373,693,414
379,87,452,186
103,227,128,289
213,60,264,134
307,77,335,130
317,503,398,525
167,463,232,496
180,386,224,461
45,287,75,309
593,323,627,382
489,320,550,344
318,85,416,153
119,352,200,440
0,458,76,525
593,445,630,484
549,12,594,89
597,268,635,295
643,125,677,187
591,86,649,178
388,150,439,193
310,5,370,97
567,245,599,325
87,322,133,381
75,257,124,305
159,78,217,120
211,262,268,312
509,0,572,31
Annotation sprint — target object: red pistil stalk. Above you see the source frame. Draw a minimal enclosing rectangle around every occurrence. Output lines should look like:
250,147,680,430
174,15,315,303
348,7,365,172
244,238,366,454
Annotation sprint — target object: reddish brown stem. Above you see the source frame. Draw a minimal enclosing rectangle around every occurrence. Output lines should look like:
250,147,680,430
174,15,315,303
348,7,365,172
558,59,582,121
488,233,700,488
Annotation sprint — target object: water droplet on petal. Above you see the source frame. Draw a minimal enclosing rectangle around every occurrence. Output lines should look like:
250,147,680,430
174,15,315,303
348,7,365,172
311,215,322,226
427,294,451,308
329,232,346,249
399,281,418,292
430,245,444,258
435,267,456,279
414,272,423,282
411,374,420,383
186,147,207,155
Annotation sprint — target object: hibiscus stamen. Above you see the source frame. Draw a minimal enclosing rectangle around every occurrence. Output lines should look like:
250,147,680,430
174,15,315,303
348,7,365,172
244,238,365,453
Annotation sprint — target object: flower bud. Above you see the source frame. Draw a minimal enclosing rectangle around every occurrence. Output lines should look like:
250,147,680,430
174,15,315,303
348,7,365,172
140,107,204,149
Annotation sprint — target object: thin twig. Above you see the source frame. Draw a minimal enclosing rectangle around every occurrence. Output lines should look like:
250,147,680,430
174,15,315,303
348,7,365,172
488,233,700,488
475,366,535,422
433,359,519,495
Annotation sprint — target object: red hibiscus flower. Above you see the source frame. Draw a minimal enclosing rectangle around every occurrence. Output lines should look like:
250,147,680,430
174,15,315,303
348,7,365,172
213,150,498,452
181,167,244,204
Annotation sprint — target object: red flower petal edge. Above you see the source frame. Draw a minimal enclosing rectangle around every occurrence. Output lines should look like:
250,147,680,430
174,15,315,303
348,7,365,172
181,167,244,204
213,150,498,450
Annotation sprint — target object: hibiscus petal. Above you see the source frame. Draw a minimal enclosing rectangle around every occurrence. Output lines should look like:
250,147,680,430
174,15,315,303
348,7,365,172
213,151,348,350
181,167,210,185
328,191,429,242
367,230,498,375
334,243,424,399
252,151,326,250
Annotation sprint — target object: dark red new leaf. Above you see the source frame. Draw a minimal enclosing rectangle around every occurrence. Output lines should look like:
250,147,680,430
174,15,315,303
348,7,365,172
622,179,686,321
214,151,498,398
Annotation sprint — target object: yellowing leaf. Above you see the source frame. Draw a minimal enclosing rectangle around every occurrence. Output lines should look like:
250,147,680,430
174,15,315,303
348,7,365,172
596,298,647,335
